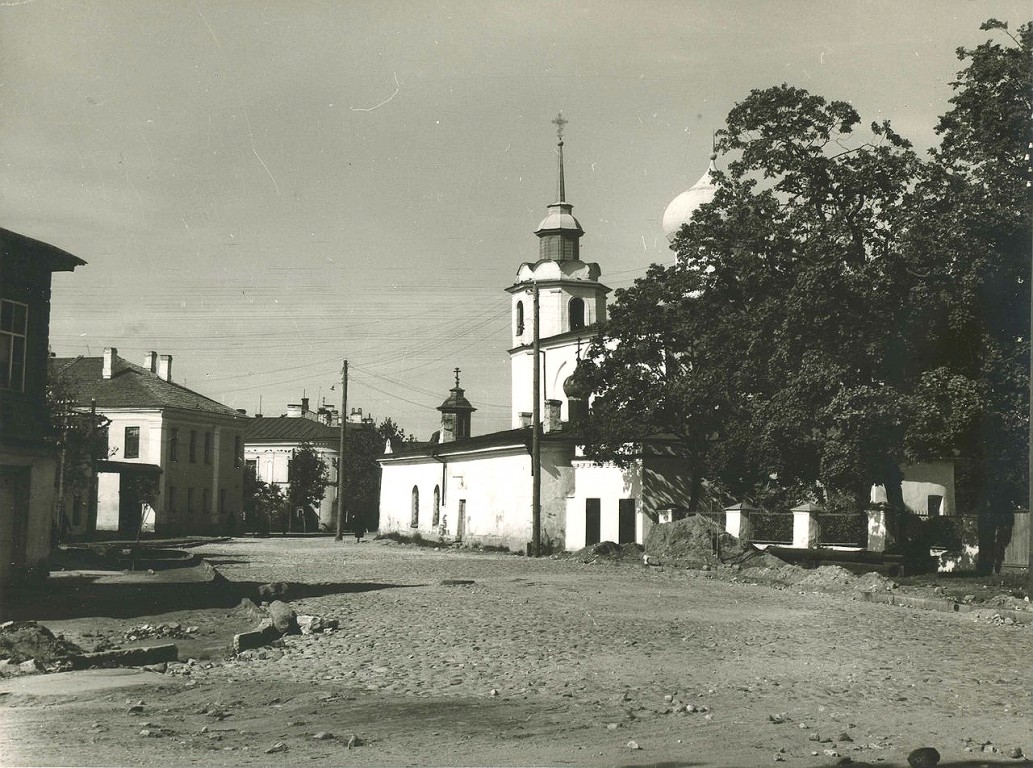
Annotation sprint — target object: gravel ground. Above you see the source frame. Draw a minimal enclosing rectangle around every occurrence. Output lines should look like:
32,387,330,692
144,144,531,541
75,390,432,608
1,536,1031,767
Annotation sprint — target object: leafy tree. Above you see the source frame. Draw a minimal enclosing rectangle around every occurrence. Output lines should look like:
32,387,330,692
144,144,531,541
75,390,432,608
344,417,413,530
287,442,330,524
578,20,1030,521
243,466,286,535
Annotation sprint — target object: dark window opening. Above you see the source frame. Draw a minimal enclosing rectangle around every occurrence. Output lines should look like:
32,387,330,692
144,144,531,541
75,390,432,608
410,486,420,528
515,301,525,335
569,297,585,331
124,426,140,459
0,299,28,391
618,498,636,544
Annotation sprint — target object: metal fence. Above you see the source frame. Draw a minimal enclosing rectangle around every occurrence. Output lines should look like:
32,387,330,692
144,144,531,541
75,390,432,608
815,512,867,547
746,512,793,544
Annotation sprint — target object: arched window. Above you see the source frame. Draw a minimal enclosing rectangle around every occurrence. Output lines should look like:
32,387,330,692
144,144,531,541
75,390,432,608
410,486,419,528
432,485,441,527
569,297,585,331
515,301,525,335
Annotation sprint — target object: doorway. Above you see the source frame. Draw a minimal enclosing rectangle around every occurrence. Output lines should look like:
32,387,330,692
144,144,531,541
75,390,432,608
585,498,600,546
618,498,636,544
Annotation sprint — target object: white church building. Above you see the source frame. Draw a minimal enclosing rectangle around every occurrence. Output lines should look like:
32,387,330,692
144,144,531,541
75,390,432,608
377,120,714,553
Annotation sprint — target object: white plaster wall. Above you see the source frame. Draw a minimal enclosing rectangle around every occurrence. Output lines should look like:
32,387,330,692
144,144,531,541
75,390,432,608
565,459,643,551
379,460,445,534
870,461,956,516
441,450,532,546
510,338,585,428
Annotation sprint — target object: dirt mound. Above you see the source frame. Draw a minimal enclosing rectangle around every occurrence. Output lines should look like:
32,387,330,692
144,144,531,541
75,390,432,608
0,621,83,664
645,515,755,567
574,541,644,563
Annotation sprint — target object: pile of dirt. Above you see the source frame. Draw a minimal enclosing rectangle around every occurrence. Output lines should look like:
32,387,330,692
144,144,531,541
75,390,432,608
645,515,757,567
574,541,644,563
0,621,83,664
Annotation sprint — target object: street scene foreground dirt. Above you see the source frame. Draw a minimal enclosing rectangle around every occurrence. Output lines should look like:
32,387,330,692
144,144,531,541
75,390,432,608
1,537,1031,768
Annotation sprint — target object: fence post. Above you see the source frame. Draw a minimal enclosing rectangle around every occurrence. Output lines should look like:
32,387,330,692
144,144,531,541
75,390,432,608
866,504,897,552
791,502,822,549
724,502,756,541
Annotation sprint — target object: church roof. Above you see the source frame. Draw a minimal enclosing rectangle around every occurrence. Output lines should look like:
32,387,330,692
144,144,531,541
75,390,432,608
381,426,573,462
437,386,476,413
51,355,244,418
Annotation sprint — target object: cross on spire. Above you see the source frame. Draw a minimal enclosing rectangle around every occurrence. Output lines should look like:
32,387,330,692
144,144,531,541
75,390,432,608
552,112,568,142
453,367,461,389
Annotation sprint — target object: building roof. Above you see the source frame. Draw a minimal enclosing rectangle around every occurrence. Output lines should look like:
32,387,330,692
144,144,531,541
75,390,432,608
50,355,244,418
382,426,573,462
662,154,718,243
243,415,343,443
1,227,87,272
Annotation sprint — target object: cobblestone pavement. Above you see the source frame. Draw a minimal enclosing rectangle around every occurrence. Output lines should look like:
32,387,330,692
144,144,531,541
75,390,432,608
2,537,1031,767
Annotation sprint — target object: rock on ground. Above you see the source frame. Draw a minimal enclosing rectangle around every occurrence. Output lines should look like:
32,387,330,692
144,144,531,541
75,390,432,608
0,621,83,664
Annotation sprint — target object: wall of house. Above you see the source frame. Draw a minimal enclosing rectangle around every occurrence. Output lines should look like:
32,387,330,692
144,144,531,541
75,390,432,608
0,451,56,588
244,442,339,530
565,458,644,551
379,459,446,534
870,461,956,517
379,443,574,553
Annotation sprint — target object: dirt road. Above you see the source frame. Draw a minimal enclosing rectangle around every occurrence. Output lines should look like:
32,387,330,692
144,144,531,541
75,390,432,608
1,537,1030,767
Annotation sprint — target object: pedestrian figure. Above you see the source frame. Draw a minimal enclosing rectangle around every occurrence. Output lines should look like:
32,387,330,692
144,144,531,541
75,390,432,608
353,515,366,543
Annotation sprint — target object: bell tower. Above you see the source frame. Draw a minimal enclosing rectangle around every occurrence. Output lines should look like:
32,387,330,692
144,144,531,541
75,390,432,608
507,115,610,427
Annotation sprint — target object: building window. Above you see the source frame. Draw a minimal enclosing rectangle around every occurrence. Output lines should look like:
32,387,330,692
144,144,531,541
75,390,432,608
410,486,419,528
202,489,210,514
569,297,585,331
245,458,257,480
432,485,441,528
515,301,525,335
169,428,179,462
0,299,28,392
234,435,242,468
189,430,198,463
204,431,213,464
124,426,140,459
187,487,195,514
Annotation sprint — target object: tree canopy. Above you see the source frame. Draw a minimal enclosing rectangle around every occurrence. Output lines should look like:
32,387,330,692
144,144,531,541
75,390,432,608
577,20,1031,515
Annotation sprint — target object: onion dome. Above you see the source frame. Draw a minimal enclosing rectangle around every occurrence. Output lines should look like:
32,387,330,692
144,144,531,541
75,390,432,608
662,153,718,244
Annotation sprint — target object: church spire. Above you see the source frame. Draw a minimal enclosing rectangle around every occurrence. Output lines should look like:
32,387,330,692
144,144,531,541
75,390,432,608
553,112,568,203
534,112,583,261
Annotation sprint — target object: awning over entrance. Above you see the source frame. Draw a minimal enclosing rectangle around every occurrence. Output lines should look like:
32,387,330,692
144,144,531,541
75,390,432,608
95,461,162,475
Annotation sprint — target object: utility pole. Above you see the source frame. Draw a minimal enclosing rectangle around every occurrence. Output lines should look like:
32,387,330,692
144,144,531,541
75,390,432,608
335,359,349,542
531,282,542,557
1028,245,1032,593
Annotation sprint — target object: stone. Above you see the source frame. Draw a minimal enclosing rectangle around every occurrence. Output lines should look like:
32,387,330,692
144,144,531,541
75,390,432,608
606,723,620,730
267,601,299,635
233,622,280,653
907,747,941,768
774,754,785,762
1008,747,1024,759
257,582,290,601
69,644,178,670
312,732,334,740
838,732,853,742
265,741,288,754
347,735,361,749
18,659,41,675
625,740,641,750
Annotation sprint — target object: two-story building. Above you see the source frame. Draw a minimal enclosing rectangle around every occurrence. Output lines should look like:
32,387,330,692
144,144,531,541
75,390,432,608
50,348,248,536
0,228,85,589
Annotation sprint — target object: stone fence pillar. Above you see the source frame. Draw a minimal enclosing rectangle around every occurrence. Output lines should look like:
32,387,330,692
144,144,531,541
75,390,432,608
724,502,756,541
791,502,822,548
866,505,897,552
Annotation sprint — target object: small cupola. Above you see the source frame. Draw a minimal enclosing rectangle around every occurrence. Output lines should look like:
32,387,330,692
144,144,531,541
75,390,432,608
437,367,476,443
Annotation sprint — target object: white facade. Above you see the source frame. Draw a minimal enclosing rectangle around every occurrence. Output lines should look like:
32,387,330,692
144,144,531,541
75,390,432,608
871,460,956,517
94,407,246,535
245,441,339,529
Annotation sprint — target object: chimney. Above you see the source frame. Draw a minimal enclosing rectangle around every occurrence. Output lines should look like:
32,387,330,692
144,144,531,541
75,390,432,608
102,347,117,379
518,412,532,428
543,399,563,434
157,354,173,382
144,351,158,373
286,403,303,418
301,397,309,414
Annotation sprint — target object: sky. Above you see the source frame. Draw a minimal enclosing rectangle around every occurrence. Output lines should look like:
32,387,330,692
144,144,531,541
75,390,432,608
3,1,1029,439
